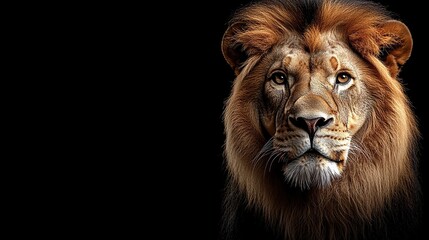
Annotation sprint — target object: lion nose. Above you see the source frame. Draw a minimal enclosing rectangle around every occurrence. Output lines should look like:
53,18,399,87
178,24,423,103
289,117,332,139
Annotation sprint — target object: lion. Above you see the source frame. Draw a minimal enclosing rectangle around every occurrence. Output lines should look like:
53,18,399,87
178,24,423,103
219,0,423,239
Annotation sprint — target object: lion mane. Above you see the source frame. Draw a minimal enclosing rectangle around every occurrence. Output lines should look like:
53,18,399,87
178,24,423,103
220,0,422,239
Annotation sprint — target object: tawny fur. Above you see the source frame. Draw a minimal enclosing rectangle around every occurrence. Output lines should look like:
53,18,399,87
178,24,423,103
220,0,422,239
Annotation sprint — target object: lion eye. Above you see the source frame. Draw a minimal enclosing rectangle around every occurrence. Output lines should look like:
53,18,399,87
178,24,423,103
270,72,287,85
336,72,352,84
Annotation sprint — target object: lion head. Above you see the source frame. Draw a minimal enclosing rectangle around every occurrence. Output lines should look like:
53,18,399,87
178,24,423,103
220,0,422,239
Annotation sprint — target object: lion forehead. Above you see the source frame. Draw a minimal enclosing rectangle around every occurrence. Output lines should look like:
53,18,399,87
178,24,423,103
272,32,361,76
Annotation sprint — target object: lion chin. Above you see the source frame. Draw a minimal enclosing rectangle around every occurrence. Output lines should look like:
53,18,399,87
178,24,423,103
281,151,342,190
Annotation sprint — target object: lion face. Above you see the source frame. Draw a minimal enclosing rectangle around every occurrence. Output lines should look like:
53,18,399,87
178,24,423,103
221,1,421,239
222,4,414,193
256,33,371,190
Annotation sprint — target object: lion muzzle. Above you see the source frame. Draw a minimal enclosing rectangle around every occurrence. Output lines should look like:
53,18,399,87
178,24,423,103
277,93,348,190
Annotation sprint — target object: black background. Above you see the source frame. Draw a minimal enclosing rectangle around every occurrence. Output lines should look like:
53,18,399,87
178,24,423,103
10,0,427,238
157,0,428,239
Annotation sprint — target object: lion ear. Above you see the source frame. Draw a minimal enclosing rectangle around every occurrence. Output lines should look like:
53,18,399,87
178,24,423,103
349,20,412,78
221,22,274,75
377,20,413,77
221,23,249,75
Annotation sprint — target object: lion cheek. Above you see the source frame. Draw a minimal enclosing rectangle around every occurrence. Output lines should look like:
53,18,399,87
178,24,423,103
262,115,276,136
347,111,366,134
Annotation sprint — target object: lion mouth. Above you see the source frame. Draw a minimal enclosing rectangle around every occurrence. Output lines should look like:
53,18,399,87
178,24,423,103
287,148,342,164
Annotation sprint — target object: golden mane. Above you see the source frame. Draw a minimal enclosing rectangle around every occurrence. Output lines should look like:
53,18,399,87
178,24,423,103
220,0,422,239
